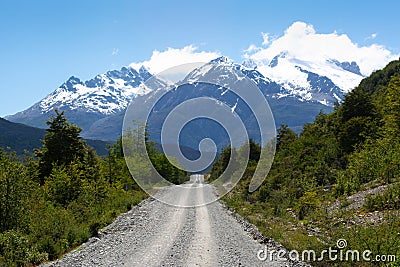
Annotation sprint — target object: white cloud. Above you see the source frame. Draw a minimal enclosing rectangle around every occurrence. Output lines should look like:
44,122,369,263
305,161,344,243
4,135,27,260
244,21,398,76
261,32,269,45
365,33,378,40
129,45,220,74
243,44,259,53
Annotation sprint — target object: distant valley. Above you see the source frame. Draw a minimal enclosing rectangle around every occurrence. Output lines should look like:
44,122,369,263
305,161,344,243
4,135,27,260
0,117,109,155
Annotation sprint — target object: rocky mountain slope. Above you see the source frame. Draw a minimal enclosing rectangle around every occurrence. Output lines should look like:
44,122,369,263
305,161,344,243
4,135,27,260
7,54,365,143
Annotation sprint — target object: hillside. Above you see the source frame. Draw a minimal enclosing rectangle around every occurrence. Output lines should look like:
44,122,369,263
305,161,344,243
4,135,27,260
0,118,46,154
0,117,109,155
211,59,400,266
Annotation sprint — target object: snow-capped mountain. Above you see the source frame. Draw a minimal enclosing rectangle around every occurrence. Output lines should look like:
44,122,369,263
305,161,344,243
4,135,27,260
6,66,169,140
7,54,365,142
126,56,335,150
129,56,278,150
182,54,362,108
244,50,365,106
40,66,153,115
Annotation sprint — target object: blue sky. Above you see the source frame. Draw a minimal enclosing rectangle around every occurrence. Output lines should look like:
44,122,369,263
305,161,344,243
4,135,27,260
1,0,399,117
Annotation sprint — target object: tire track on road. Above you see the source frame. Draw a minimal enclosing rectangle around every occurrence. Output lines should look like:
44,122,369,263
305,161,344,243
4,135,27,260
186,183,218,266
125,184,192,266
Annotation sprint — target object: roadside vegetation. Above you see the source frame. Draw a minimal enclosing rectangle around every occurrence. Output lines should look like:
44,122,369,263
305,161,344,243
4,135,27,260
0,110,187,266
210,59,400,266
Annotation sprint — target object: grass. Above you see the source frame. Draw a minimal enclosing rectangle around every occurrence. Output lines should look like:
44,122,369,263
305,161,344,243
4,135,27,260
222,187,400,266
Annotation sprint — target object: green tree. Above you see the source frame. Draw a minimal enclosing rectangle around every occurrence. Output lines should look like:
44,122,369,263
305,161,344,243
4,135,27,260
209,146,233,181
383,76,400,136
44,164,83,206
248,138,261,162
0,151,28,232
36,110,86,184
337,116,371,154
340,88,374,122
276,124,297,150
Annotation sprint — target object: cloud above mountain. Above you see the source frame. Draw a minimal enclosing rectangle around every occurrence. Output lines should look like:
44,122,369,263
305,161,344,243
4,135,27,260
127,22,398,91
129,45,220,74
243,21,398,76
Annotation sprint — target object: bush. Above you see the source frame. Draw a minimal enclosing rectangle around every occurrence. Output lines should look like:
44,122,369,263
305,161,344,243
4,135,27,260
0,230,47,266
364,184,400,211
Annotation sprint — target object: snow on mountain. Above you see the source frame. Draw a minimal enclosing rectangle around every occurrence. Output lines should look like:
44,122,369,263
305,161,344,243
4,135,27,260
184,56,239,83
241,21,398,105
133,55,336,150
244,50,364,105
128,22,397,95
184,55,348,107
16,52,363,123
7,53,368,141
39,66,154,115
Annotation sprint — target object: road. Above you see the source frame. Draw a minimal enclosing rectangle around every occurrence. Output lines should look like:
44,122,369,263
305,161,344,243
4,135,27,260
44,175,302,267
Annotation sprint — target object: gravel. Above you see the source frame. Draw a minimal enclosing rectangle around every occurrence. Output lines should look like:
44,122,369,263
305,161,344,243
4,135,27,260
328,184,388,213
42,177,307,267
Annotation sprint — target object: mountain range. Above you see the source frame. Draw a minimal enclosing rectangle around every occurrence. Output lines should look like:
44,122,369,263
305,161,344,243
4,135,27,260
6,53,366,150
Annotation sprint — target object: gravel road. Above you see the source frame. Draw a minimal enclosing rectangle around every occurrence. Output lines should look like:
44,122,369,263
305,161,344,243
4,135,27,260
43,175,304,267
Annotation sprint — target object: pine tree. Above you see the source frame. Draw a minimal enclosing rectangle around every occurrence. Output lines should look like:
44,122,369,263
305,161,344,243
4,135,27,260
276,124,297,150
36,110,86,184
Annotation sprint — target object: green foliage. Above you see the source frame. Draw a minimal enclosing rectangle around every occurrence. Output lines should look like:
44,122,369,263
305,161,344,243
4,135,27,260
0,151,30,233
296,191,320,220
36,109,86,183
276,124,297,150
44,164,84,206
364,184,400,211
150,152,188,184
248,138,261,162
335,138,400,195
0,111,148,265
331,214,400,267
216,60,400,266
339,88,374,122
337,116,373,154
0,230,48,267
383,76,400,135
120,123,189,185
209,146,234,182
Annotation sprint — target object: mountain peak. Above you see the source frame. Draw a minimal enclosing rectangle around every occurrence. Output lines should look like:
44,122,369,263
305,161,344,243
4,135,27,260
210,56,232,64
32,65,157,115
329,59,362,76
138,66,152,80
242,59,257,69
139,65,149,73
269,51,289,68
7,53,369,143
66,76,82,84
61,76,82,92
